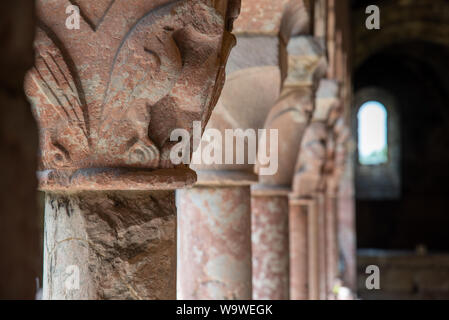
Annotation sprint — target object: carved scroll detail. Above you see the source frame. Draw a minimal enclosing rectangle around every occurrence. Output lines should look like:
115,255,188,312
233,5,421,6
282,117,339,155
26,1,238,174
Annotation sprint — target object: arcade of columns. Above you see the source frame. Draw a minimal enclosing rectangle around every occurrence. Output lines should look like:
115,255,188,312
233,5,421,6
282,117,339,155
22,0,354,300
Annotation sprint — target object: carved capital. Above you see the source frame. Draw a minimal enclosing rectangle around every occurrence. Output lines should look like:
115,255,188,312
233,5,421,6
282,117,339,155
313,79,341,123
326,117,350,195
291,122,328,197
25,0,239,191
283,36,327,89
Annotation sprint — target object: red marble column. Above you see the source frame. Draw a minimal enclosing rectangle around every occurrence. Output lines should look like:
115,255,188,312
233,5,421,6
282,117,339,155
251,191,289,300
288,198,309,300
177,184,252,300
317,193,327,300
325,193,339,298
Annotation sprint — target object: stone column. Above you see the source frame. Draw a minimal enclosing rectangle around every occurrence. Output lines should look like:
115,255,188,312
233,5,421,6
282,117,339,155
290,123,327,300
25,0,240,300
290,79,340,300
43,189,182,299
177,30,283,299
177,179,253,300
325,117,350,298
288,198,310,300
254,35,328,300
251,189,290,300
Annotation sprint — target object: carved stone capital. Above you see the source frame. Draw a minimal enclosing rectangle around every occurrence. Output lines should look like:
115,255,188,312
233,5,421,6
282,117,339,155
291,122,328,197
313,79,341,123
25,0,240,191
283,36,327,89
326,117,350,195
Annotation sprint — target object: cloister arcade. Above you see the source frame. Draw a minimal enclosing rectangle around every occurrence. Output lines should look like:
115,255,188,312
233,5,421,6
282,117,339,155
1,0,449,301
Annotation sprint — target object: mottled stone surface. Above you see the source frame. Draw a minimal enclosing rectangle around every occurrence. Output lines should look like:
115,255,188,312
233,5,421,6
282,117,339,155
177,186,252,300
25,0,240,190
0,0,40,299
43,191,176,300
251,195,289,300
316,194,327,300
234,0,290,34
292,123,328,197
324,195,338,299
234,0,311,36
288,199,308,300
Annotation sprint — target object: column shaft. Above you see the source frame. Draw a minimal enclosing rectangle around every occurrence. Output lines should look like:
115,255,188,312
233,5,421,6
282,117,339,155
251,195,289,300
43,191,176,300
325,194,339,298
308,199,320,300
177,186,252,300
317,194,327,300
289,201,308,300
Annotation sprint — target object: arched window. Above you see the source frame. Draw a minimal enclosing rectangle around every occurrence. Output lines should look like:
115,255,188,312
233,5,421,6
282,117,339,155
354,88,400,200
357,101,388,165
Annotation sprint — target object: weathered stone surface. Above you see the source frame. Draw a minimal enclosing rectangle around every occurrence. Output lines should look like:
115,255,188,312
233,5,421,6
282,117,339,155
251,195,289,300
43,191,176,300
25,0,240,190
292,122,328,197
284,37,327,88
0,0,40,300
288,199,309,300
234,0,311,36
234,0,290,35
25,1,242,301
177,186,252,300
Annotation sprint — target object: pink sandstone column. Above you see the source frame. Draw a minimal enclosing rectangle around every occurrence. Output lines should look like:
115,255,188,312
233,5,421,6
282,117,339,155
291,121,330,300
251,190,290,300
288,198,309,300
325,193,339,298
177,184,252,300
254,35,327,300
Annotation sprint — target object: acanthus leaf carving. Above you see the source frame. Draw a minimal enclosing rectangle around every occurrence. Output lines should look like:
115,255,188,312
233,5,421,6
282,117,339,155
26,0,237,177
